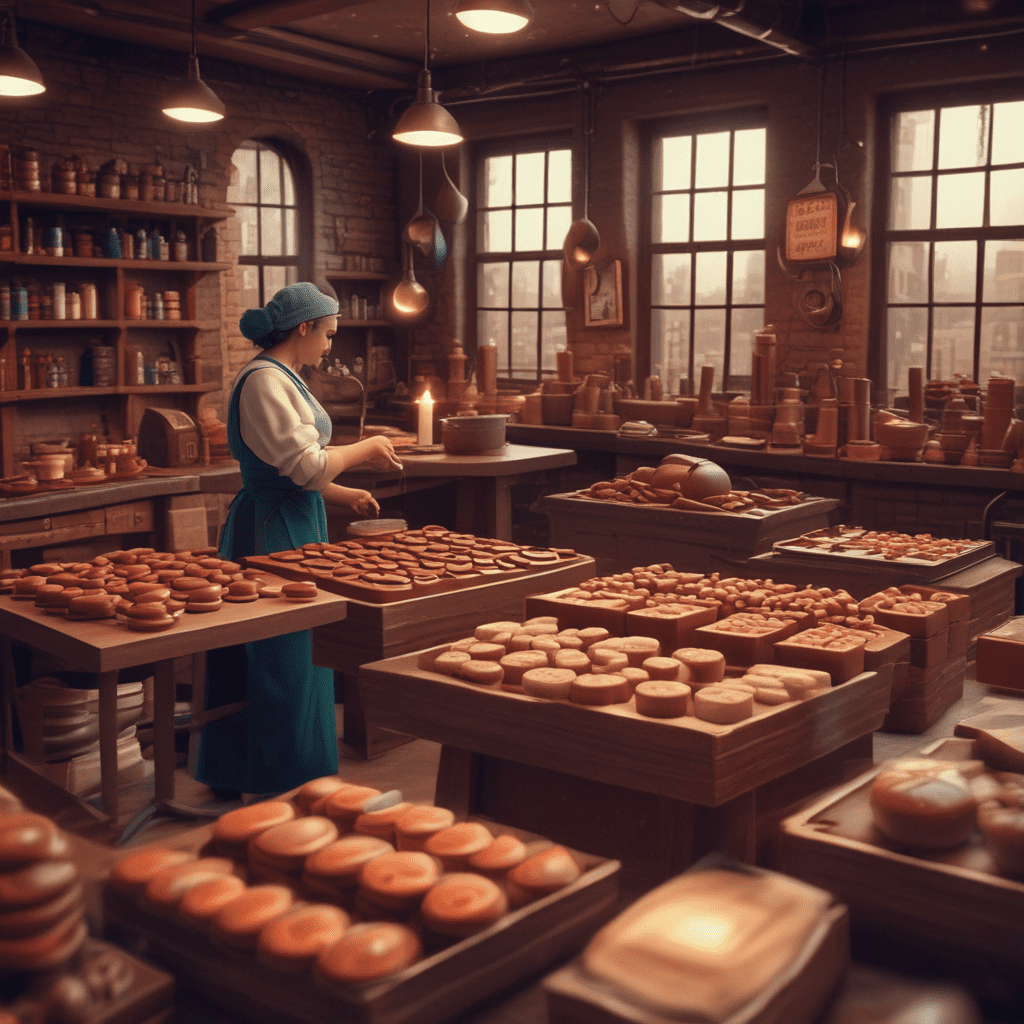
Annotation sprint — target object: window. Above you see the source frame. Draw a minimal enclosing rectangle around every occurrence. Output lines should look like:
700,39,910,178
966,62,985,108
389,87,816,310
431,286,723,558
474,140,572,380
227,139,304,310
881,93,1024,389
646,114,766,393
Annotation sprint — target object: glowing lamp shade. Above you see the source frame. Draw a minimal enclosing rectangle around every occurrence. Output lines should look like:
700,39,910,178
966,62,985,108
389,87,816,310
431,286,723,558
392,69,462,148
0,14,45,97
455,0,532,34
163,55,225,123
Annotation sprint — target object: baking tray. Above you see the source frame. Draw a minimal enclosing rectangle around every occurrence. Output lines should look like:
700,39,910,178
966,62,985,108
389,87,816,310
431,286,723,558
776,736,1024,968
359,647,889,807
103,819,619,1024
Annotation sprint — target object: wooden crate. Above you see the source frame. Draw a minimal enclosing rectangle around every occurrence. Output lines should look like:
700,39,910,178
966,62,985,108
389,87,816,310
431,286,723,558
536,493,839,575
776,737,1024,975
358,649,889,808
102,822,619,1024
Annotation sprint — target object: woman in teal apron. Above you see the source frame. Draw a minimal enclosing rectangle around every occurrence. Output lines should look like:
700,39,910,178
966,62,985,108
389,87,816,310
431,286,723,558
196,282,401,798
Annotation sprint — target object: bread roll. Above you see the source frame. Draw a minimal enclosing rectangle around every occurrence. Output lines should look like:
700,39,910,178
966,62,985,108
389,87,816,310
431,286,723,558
212,885,295,948
870,760,977,850
358,851,440,911
505,845,581,907
693,686,754,724
257,902,351,972
393,805,455,852
421,873,508,938
423,822,493,871
315,921,422,986
634,680,691,718
672,648,726,683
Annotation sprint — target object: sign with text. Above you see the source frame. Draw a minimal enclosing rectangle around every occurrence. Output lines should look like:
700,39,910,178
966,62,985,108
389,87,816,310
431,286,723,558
785,192,838,263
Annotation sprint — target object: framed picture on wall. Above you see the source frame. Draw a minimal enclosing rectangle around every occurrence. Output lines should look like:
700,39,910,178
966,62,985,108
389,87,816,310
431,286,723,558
583,258,623,327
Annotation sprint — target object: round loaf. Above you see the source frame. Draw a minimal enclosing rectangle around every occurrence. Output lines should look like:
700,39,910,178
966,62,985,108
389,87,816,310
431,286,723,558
672,648,726,683
143,857,235,912
303,835,394,891
213,800,296,855
459,660,504,686
282,581,318,601
0,860,77,907
693,687,754,723
521,667,577,700
318,785,382,828
250,816,338,872
353,802,411,842
0,813,63,867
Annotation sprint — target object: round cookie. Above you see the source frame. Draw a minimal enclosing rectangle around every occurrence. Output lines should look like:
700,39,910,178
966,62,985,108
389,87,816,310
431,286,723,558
257,902,351,973
315,921,422,987
421,873,508,938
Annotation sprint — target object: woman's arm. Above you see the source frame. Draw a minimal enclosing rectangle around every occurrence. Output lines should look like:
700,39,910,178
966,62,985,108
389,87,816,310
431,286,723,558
321,482,379,516
322,435,402,480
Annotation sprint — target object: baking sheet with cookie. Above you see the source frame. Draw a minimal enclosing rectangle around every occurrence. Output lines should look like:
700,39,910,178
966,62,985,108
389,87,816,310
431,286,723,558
358,646,889,806
243,527,585,605
777,736,1024,970
773,526,993,574
102,812,618,1024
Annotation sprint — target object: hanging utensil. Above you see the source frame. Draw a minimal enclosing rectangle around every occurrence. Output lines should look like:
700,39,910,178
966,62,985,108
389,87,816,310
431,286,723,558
429,218,448,271
434,150,468,225
392,242,429,316
563,81,600,270
404,151,437,252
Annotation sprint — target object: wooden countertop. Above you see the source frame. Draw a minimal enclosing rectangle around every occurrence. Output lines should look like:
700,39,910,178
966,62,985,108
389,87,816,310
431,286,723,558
506,423,1024,490
0,475,203,522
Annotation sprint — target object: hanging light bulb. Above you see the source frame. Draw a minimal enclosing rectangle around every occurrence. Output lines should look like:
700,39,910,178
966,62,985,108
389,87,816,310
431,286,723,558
392,0,462,148
455,0,533,34
162,0,225,123
0,10,45,97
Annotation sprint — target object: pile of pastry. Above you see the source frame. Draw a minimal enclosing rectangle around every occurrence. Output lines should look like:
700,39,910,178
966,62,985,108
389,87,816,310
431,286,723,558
0,547,315,632
109,777,586,986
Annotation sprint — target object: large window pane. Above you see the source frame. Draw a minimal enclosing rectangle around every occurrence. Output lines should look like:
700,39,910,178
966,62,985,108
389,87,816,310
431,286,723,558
511,261,540,307
239,264,259,311
283,209,296,256
936,171,985,229
483,155,512,207
729,307,762,391
887,306,928,390
693,308,726,386
694,251,727,305
479,310,509,362
889,242,928,302
985,241,1024,302
933,240,977,303
731,188,764,240
547,150,571,203
261,207,283,256
890,175,932,230
479,210,512,252
980,306,1024,382
693,191,728,241
655,194,690,244
514,208,544,251
259,148,281,203
990,168,1024,227
651,308,691,393
893,110,934,172
992,101,1024,165
732,129,765,186
228,148,258,204
263,265,288,299
653,253,691,306
732,251,764,304
516,151,545,206
542,260,562,307
695,132,730,188
938,105,988,169
546,206,572,249
478,262,509,306
932,306,976,379
541,311,566,371
237,205,258,256
510,310,537,375
660,136,692,191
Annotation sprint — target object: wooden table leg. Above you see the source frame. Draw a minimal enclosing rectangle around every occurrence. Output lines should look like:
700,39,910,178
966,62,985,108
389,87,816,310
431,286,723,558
98,669,120,819
434,745,478,819
153,659,176,806
692,791,757,864
342,672,414,760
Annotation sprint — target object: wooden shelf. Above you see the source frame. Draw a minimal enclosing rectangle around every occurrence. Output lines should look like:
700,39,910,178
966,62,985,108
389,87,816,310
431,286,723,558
0,190,234,221
0,254,232,272
327,270,391,281
0,319,218,330
0,382,221,404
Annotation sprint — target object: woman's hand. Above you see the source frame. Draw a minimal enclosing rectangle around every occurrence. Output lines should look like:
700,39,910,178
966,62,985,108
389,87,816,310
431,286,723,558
356,434,403,471
323,484,379,517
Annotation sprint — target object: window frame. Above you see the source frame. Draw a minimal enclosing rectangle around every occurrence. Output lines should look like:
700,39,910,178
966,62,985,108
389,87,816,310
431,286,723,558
471,133,573,384
871,81,1024,390
640,107,768,392
228,138,311,307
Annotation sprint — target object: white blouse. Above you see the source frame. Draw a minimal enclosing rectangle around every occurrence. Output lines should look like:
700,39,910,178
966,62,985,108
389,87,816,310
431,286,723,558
236,359,331,491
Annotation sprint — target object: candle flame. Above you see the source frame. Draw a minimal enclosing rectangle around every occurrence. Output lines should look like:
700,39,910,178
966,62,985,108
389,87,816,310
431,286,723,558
422,390,433,407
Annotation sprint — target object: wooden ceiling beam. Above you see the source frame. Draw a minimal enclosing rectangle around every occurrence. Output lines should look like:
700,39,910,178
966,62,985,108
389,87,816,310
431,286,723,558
208,0,372,31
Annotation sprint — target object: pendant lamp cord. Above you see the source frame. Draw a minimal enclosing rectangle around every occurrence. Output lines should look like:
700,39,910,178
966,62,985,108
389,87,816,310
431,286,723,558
424,0,430,71
582,81,591,221
191,0,198,59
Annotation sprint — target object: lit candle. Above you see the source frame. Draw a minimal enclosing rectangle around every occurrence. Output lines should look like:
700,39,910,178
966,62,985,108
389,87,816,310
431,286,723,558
418,389,433,445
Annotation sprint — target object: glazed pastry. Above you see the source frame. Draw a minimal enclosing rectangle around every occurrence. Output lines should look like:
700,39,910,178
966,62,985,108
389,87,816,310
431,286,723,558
314,921,422,986
423,822,493,871
392,805,455,852
178,874,248,928
421,873,508,938
212,884,295,949
505,845,581,907
358,851,440,911
257,902,350,972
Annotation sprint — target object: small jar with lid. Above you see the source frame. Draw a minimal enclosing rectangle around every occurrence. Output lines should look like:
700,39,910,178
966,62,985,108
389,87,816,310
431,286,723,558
172,230,188,262
139,171,154,202
121,174,139,201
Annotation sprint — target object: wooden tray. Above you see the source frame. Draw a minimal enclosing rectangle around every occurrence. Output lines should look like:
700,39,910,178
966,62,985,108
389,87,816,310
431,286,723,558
358,647,889,807
772,528,993,579
103,820,620,1024
776,736,1024,969
245,552,592,605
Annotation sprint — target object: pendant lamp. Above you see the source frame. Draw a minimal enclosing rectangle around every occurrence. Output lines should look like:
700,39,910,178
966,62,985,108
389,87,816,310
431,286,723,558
455,0,532,34
0,10,45,97
162,0,225,124
392,0,462,148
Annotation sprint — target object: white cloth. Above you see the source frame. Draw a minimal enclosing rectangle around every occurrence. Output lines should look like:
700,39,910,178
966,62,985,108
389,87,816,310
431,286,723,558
236,358,330,490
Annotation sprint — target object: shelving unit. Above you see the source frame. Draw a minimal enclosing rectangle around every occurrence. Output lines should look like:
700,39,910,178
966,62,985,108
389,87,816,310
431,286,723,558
0,190,233,477
325,271,399,398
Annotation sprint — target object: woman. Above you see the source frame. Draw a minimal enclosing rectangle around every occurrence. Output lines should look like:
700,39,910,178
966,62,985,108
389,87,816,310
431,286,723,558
195,281,401,799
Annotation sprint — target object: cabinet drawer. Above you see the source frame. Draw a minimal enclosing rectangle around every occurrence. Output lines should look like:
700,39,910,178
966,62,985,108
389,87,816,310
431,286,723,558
105,500,154,535
0,508,107,549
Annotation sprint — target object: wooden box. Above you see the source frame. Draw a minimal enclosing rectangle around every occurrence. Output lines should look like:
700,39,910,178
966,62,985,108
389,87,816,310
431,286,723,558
103,821,619,1024
975,617,1024,691
776,737,1024,982
624,602,721,651
538,493,839,576
881,655,966,734
358,648,889,808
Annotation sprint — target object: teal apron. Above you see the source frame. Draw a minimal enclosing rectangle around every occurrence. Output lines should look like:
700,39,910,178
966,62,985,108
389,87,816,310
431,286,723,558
195,357,338,794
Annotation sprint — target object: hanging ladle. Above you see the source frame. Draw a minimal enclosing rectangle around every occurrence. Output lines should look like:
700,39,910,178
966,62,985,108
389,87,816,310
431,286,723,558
392,242,429,316
434,150,468,225
404,151,438,255
563,82,600,270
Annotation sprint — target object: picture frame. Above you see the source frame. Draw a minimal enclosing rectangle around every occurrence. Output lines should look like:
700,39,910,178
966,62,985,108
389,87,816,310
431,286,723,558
583,258,623,327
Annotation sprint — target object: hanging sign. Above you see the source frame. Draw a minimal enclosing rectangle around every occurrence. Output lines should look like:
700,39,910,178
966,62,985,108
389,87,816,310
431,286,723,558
785,191,838,263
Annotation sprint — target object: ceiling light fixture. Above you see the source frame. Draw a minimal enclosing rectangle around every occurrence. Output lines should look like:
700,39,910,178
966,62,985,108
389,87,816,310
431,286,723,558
0,9,45,97
162,0,225,124
455,0,533,34
392,0,462,147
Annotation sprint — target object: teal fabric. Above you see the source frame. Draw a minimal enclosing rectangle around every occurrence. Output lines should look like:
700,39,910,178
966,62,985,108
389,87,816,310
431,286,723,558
195,357,338,794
